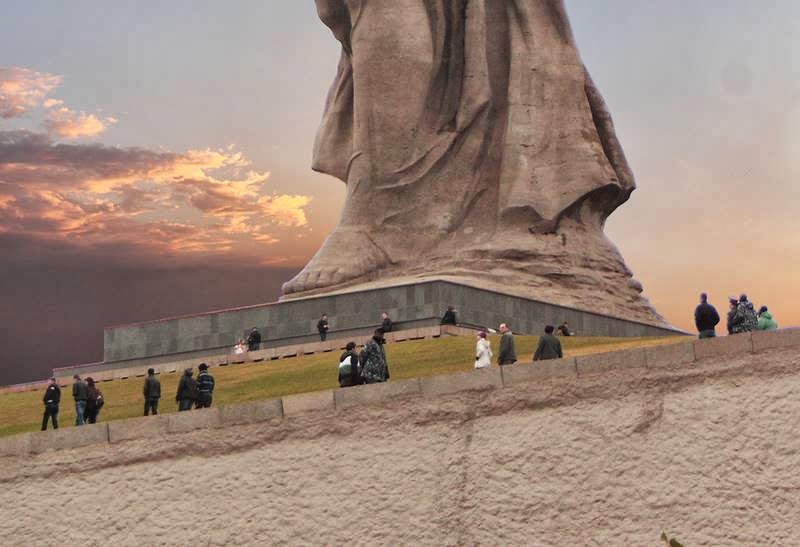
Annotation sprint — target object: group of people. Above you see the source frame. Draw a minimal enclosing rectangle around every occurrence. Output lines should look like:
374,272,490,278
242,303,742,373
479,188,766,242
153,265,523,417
174,363,216,411
694,292,778,338
474,323,564,369
41,374,104,431
337,328,391,387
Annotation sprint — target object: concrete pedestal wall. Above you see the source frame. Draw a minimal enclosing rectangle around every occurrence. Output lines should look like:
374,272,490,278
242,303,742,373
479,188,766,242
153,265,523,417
103,280,680,367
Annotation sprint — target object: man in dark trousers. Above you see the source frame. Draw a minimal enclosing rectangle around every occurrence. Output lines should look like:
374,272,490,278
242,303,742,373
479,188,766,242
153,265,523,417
694,292,721,339
72,374,88,426
381,312,393,333
246,327,262,351
317,314,329,341
533,325,563,361
175,368,198,411
143,368,161,416
440,306,457,325
41,377,61,431
497,323,517,366
196,363,216,408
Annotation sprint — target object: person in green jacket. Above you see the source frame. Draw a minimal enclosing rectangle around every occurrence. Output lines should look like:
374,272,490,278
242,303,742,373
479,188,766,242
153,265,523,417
756,306,778,331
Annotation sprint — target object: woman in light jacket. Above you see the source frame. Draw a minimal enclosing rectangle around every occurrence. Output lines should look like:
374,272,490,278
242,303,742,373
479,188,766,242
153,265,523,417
475,332,492,369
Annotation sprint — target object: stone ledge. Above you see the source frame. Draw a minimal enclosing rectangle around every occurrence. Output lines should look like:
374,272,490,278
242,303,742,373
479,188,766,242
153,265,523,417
167,407,222,434
29,423,109,454
220,399,284,426
108,415,169,443
751,328,800,352
282,390,335,416
694,333,753,360
501,358,577,387
334,378,422,410
644,342,696,370
576,348,646,376
420,367,503,397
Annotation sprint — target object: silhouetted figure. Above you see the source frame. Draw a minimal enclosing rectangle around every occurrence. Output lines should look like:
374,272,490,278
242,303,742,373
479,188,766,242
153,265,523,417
143,368,161,416
694,292,720,339
533,325,563,361
246,327,262,351
41,377,60,431
381,312,393,333
440,306,457,326
176,368,198,411
196,363,215,408
317,314,329,341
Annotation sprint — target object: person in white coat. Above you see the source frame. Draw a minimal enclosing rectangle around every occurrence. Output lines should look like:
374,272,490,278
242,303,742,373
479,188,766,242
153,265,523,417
475,331,492,369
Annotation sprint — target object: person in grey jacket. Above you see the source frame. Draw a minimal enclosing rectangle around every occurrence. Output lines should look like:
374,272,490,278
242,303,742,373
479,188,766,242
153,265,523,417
72,374,88,426
143,368,161,416
497,323,517,366
533,325,563,361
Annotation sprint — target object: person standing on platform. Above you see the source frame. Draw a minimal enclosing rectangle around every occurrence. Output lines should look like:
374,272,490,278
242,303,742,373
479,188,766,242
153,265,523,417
440,306,457,326
246,327,261,351
41,377,61,431
360,328,390,383
143,368,161,416
694,292,720,339
196,363,215,408
497,323,517,366
474,332,492,369
83,377,104,424
317,314,330,341
72,374,88,426
176,368,198,411
533,326,563,361
381,312,393,333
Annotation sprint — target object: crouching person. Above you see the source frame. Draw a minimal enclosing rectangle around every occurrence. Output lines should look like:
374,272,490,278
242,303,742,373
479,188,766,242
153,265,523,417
196,363,215,408
176,368,197,411
338,342,361,387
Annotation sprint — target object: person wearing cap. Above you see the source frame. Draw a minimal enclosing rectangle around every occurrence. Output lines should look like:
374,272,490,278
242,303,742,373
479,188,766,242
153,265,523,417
175,368,198,411
756,306,778,331
737,294,758,332
196,363,216,408
246,327,262,352
694,292,721,339
497,323,517,366
360,328,390,383
533,325,563,361
72,374,88,426
41,377,61,431
727,297,744,335
474,331,492,369
143,368,161,416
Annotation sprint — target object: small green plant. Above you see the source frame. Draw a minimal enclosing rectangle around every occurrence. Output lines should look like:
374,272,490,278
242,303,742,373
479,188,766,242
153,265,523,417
661,531,685,547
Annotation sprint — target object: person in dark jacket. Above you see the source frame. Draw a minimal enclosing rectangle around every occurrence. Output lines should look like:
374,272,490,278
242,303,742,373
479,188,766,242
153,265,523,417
41,377,61,431
727,297,744,334
317,314,330,341
143,368,161,416
83,377,103,424
196,363,215,408
738,294,758,332
556,321,572,336
175,368,198,411
246,327,262,351
694,292,721,339
533,325,563,361
338,342,361,387
72,374,88,426
381,312,393,333
360,329,390,383
497,323,517,366
440,306,457,326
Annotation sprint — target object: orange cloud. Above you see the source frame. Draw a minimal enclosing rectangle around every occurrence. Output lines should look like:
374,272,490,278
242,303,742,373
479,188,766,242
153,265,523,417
0,67,61,119
45,106,113,138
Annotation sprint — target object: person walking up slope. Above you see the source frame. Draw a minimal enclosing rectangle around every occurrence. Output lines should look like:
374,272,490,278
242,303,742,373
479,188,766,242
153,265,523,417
694,292,720,339
143,368,161,416
176,368,198,411
41,377,61,431
474,332,492,369
497,323,517,366
196,363,215,408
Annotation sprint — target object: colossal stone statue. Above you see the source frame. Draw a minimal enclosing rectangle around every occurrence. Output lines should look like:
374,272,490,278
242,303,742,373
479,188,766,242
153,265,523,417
283,0,666,326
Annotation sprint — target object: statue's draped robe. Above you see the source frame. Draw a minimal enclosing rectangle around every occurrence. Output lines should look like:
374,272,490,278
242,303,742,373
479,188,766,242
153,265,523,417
314,0,635,235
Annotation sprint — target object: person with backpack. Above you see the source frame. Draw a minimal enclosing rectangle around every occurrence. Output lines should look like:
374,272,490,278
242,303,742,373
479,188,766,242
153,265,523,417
694,292,721,339
196,363,215,408
143,368,161,416
41,377,61,431
83,377,104,424
175,368,198,411
338,341,361,387
360,328,390,384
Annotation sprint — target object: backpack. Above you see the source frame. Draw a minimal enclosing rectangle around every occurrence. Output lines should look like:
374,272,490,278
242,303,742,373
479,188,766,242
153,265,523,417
338,355,353,378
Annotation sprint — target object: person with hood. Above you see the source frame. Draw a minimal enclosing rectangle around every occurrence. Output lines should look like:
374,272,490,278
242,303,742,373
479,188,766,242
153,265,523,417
72,374,88,426
83,377,104,424
317,314,330,341
474,332,492,369
727,297,745,335
41,377,61,431
246,327,261,351
497,323,517,366
175,368,198,411
338,341,361,387
360,328,389,383
738,294,758,332
143,368,161,416
533,325,563,361
757,306,778,331
694,292,721,339
196,363,215,408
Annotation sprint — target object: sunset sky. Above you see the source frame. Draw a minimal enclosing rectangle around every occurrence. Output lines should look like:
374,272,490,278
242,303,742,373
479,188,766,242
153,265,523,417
1,1,798,384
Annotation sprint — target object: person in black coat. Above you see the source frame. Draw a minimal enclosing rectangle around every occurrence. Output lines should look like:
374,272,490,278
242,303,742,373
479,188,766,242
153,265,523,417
533,325,563,361
143,368,161,416
246,327,262,351
694,292,720,339
175,368,198,411
83,377,103,424
317,314,330,341
440,306,457,326
381,312,393,333
41,377,61,431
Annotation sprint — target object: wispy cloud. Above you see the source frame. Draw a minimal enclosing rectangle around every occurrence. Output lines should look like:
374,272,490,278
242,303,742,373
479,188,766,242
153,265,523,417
44,106,115,138
0,67,61,119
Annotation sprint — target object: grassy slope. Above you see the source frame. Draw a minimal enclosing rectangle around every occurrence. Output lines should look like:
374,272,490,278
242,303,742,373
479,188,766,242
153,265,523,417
0,334,688,437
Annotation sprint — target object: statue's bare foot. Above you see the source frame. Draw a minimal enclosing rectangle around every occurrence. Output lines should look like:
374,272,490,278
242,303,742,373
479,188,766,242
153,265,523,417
282,228,392,295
